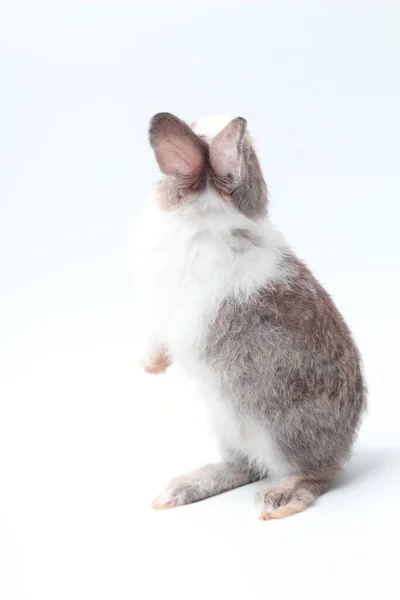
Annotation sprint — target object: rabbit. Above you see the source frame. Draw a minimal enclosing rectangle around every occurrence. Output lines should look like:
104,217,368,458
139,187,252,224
133,113,366,520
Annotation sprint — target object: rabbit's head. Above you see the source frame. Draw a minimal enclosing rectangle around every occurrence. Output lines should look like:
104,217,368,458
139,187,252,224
149,113,268,228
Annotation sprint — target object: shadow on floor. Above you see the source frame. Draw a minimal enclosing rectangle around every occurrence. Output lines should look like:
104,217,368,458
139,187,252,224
332,443,400,491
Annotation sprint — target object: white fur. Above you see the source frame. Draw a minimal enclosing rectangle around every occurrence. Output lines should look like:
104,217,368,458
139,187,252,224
203,380,289,475
193,115,233,141
133,182,292,473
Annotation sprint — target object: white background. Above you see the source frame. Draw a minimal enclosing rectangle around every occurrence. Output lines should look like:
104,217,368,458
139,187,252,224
1,1,399,599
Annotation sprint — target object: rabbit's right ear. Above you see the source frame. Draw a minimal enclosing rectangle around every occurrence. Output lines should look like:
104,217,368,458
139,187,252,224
209,117,247,183
149,113,207,177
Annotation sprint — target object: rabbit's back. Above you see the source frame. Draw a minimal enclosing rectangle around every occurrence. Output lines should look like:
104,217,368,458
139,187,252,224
202,253,366,473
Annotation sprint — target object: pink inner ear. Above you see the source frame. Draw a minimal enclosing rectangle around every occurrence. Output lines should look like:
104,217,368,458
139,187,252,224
150,113,207,178
210,143,239,179
155,132,205,175
209,117,247,180
156,134,205,176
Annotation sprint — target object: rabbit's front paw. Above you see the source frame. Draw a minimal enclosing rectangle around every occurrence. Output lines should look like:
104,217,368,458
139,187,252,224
141,346,172,374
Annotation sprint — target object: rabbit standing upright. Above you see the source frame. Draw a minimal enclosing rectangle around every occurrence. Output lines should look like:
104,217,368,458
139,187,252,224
133,113,366,520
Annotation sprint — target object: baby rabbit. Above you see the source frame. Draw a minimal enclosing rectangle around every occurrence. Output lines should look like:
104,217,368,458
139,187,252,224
133,113,366,520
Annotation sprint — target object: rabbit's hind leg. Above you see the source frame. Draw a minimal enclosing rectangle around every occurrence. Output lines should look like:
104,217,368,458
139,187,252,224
152,460,260,510
255,465,338,520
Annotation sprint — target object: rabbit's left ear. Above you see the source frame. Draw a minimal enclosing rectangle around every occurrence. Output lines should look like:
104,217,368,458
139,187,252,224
149,113,207,177
209,117,247,182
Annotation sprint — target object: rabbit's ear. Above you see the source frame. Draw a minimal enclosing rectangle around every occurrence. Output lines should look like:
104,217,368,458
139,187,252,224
149,113,207,177
209,117,247,182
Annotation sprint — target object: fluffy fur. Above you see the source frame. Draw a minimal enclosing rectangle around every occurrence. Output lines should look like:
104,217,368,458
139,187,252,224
133,113,366,519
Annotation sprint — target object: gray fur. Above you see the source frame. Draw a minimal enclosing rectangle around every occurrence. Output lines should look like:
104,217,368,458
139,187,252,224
154,461,261,508
230,144,268,219
210,118,268,219
230,228,264,252
154,254,366,516
204,252,366,476
148,113,366,518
